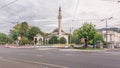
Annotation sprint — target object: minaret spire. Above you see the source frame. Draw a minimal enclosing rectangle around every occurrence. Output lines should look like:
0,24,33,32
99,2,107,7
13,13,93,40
58,6,62,35
59,6,61,11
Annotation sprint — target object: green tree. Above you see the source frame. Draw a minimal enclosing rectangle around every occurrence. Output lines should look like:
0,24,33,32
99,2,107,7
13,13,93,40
0,33,13,45
49,35,58,44
60,37,67,44
5,36,14,44
10,22,44,45
21,37,30,45
10,22,30,40
28,27,43,41
0,33,6,44
73,23,99,48
10,24,21,40
20,22,29,36
95,33,104,41
72,36,81,44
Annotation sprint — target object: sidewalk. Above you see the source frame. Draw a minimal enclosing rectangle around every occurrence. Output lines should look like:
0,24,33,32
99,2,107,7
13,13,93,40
1,45,119,52
2,45,65,48
59,48,116,52
1,45,34,48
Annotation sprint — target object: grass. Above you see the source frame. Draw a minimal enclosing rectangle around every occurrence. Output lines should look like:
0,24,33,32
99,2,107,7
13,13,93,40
74,47,104,50
80,48,103,50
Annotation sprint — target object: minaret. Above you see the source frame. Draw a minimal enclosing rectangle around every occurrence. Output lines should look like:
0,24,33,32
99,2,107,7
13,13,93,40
58,6,62,35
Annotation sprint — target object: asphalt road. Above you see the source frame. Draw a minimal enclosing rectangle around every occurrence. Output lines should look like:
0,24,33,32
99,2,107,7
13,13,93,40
0,48,120,68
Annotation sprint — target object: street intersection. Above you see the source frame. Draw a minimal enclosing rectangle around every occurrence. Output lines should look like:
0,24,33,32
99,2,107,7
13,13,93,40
0,47,120,68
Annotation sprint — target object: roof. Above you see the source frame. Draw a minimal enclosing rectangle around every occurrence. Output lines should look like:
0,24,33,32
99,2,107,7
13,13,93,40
35,34,42,37
52,28,64,33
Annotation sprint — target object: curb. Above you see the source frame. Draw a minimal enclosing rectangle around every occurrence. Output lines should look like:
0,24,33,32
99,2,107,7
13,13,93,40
60,48,120,52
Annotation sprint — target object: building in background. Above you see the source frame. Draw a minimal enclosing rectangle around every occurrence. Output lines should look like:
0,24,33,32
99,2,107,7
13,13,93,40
100,30,120,48
34,34,43,45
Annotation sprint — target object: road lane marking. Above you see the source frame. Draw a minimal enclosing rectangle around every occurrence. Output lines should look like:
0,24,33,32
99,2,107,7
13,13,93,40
103,52,120,55
3,57,69,68
18,53,26,55
37,48,53,50
36,55,44,57
66,54,73,56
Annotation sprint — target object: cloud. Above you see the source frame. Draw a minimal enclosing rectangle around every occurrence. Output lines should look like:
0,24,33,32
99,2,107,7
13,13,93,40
0,0,120,34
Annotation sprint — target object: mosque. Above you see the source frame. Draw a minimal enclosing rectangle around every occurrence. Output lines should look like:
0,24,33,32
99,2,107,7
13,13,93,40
34,7,68,45
51,6,68,44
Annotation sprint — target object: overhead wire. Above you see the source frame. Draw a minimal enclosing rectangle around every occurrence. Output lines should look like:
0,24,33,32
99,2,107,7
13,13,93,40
0,0,18,10
0,0,18,15
72,0,79,21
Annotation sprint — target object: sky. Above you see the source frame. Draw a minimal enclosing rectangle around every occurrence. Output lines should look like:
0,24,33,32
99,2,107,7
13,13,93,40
0,0,120,34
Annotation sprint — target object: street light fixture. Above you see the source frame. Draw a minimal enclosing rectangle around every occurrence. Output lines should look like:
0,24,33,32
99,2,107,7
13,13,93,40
101,17,113,47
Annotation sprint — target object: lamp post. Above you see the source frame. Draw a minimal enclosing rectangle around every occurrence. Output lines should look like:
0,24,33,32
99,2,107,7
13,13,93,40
101,17,113,47
70,27,72,45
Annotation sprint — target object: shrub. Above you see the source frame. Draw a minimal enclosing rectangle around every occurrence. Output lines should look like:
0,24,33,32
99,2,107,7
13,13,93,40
0,42,5,45
60,37,67,44
21,37,30,45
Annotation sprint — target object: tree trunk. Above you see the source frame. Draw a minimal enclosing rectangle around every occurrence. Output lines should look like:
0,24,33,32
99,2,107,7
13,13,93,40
84,38,88,48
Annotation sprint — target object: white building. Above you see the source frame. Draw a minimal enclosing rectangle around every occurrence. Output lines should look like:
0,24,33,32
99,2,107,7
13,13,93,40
45,7,68,44
34,34,43,45
100,30,120,47
51,6,68,44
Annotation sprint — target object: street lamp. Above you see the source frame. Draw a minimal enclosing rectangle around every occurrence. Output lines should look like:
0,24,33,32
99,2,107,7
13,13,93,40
101,17,113,47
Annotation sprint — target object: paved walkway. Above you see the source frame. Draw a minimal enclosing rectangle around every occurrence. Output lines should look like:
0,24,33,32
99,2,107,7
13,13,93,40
1,45,119,53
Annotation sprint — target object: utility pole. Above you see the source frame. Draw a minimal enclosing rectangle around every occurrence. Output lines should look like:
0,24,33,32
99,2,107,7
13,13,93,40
101,17,113,47
106,19,108,47
70,27,72,45
69,27,74,45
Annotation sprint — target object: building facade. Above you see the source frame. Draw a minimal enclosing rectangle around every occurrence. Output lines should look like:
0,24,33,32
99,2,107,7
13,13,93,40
34,34,43,45
100,30,120,47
